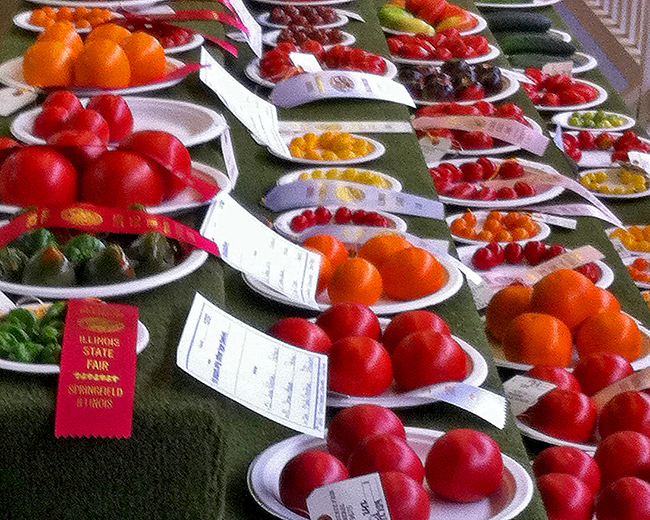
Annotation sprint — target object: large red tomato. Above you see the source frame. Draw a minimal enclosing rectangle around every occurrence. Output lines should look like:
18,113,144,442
0,137,21,168
328,337,392,396
533,446,600,495
267,317,331,353
81,150,164,207
47,129,106,171
596,477,650,520
315,302,381,342
347,433,424,483
86,94,133,142
594,431,650,487
598,391,650,439
381,310,451,354
0,146,77,206
380,472,429,520
536,473,594,520
425,428,503,502
572,352,633,396
66,108,110,144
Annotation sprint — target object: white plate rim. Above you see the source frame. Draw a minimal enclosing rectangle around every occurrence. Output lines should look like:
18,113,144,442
515,418,597,452
0,56,186,96
276,168,403,192
247,426,535,520
257,11,349,30
577,168,650,200
245,56,398,89
26,0,163,6
13,9,123,33
414,69,520,107
262,29,355,49
551,110,636,131
548,28,572,42
242,252,465,314
534,79,608,112
510,52,597,76
568,131,650,169
622,256,650,289
268,134,387,166
163,33,205,55
391,43,500,67
252,0,354,5
381,12,488,37
10,95,227,148
446,210,551,245
475,0,561,8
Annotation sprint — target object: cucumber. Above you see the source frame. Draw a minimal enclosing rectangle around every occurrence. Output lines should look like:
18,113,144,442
507,53,578,69
483,12,552,32
496,33,577,57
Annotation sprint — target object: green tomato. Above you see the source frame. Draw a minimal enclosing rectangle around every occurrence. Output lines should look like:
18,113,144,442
569,116,582,126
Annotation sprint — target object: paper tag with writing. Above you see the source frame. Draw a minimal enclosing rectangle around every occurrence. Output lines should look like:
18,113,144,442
219,126,239,187
289,52,323,73
270,70,415,109
224,0,263,57
0,87,38,116
420,136,453,165
177,294,328,437
503,375,556,416
278,120,413,134
307,473,391,520
467,277,495,310
519,245,605,285
413,116,549,156
518,203,622,227
627,151,650,174
503,69,536,84
55,300,139,438
202,194,320,309
335,8,365,21
592,366,650,410
531,212,577,229
542,61,574,76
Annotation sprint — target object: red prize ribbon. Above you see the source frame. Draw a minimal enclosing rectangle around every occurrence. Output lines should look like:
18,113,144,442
0,204,220,256
55,299,139,438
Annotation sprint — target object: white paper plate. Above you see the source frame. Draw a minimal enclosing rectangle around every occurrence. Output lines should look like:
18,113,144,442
269,134,386,166
262,29,355,49
433,157,565,208
391,44,500,67
253,0,353,5
414,70,520,107
257,11,349,30
273,206,407,239
0,249,208,299
515,418,597,452
381,13,488,37
26,0,163,7
242,252,464,314
623,257,650,289
0,319,150,374
11,96,227,148
163,33,205,55
567,132,650,169
245,57,398,89
534,79,608,112
577,168,650,199
277,168,403,191
476,0,561,8
248,427,534,520
510,52,597,76
551,110,636,131
446,210,551,245
13,10,123,33
0,56,187,96
548,29,572,42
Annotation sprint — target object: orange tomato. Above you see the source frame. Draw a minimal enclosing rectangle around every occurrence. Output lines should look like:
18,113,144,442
22,40,76,86
485,284,533,341
593,288,621,315
379,247,446,300
357,234,411,271
575,311,641,361
304,246,334,294
85,23,132,44
73,39,131,88
36,21,83,56
327,258,383,305
120,32,166,85
301,234,348,268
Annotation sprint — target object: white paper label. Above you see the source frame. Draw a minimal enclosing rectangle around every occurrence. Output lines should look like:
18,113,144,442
518,203,622,227
225,0,263,57
592,366,650,410
307,473,391,520
503,375,556,416
278,120,413,134
531,212,577,229
201,194,321,309
219,126,239,187
335,8,365,21
137,5,175,14
289,52,323,73
0,87,38,116
520,245,605,285
420,137,452,165
627,151,650,174
200,49,291,159
542,61,574,76
177,294,328,436
467,278,495,310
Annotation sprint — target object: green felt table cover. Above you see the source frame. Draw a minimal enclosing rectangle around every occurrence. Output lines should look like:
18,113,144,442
0,0,648,519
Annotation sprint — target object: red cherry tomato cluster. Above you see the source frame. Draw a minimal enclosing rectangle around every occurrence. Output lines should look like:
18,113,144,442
289,206,393,232
259,43,386,82
269,5,339,27
522,68,599,106
111,19,194,48
429,157,537,200
277,24,344,46
387,29,489,61
562,130,650,163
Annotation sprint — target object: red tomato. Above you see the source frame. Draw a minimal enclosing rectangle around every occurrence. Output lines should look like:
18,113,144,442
391,330,467,391
47,129,106,171
380,472,429,520
267,317,331,353
42,90,82,115
596,477,650,520
315,302,381,342
279,450,349,516
0,137,21,168
326,404,406,462
524,365,582,392
33,105,70,139
425,429,503,502
594,431,650,487
86,94,134,142
572,352,633,396
382,310,451,354
81,150,164,207
533,446,600,496
536,473,594,520
0,146,77,206
523,388,597,442
347,433,424,483
66,109,110,144
328,337,392,396
598,391,650,439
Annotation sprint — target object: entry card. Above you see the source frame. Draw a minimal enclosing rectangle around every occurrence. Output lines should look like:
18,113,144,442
270,70,415,108
0,87,38,116
219,125,239,186
201,194,320,309
199,48,290,158
223,0,263,57
289,52,323,73
503,375,556,416
177,293,328,437
542,61,573,76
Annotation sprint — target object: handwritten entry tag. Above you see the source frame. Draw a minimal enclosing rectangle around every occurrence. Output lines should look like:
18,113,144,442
591,366,650,411
542,61,574,76
177,294,328,437
0,87,38,116
289,52,323,73
520,245,604,285
503,375,556,416
224,0,263,56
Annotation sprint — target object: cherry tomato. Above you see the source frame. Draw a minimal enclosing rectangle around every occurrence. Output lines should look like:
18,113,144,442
577,130,596,150
382,310,451,354
536,473,594,520
86,94,134,142
524,365,582,392
542,244,566,260
326,404,405,462
524,241,546,265
504,242,524,264
425,429,503,502
314,206,331,224
267,317,331,353
596,477,650,520
497,161,525,179
486,241,505,263
472,247,497,270
334,207,352,223
347,433,424,483
290,214,309,232
598,391,650,439
496,187,517,199
460,162,484,182
533,446,600,496
380,472,429,520
595,431,650,487
572,352,633,396
42,90,82,115
328,336,392,396
514,181,536,197
315,302,381,342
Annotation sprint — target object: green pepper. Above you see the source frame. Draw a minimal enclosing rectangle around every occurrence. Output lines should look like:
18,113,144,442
0,247,28,282
10,229,58,257
128,232,176,276
62,234,106,271
22,247,76,287
84,244,136,285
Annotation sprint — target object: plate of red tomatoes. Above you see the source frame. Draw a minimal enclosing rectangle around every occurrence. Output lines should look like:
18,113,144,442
257,8,349,30
522,70,608,112
389,35,500,67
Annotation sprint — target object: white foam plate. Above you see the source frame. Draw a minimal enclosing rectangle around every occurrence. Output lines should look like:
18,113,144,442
512,52,597,75
548,29,572,42
11,96,227,148
262,29,355,49
623,256,650,289
248,427,534,520
446,210,551,245
566,132,650,168
268,134,386,166
534,79,608,112
551,110,636,131
276,168,403,191
243,251,464,314
476,0,561,8
0,56,187,96
391,44,500,67
163,33,205,55
13,10,123,33
257,11,349,30
381,13,487,37
253,0,353,5
245,57,398,89
432,157,565,208
26,0,163,7
414,70,520,106
515,418,597,452
577,168,650,199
